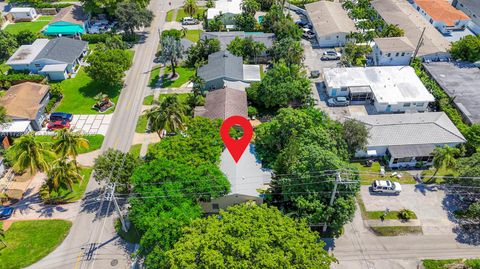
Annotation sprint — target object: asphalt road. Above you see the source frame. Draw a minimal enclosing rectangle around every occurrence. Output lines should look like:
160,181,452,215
26,0,177,268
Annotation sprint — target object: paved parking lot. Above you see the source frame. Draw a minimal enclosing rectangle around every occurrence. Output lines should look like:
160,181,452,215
38,114,112,135
360,185,459,235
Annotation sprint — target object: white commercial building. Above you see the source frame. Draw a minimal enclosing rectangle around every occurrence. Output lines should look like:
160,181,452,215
372,37,415,66
411,0,470,35
9,7,38,22
305,1,357,48
323,66,435,113
206,0,242,29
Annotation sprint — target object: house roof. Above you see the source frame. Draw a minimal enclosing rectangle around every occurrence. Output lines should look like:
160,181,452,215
51,4,87,26
305,1,357,37
388,144,436,158
414,0,470,26
372,0,451,57
455,0,480,16
198,51,244,82
0,82,50,120
323,66,435,105
194,88,247,120
351,112,466,148
423,61,480,125
206,0,242,19
34,37,87,64
6,39,49,65
373,37,415,53
201,32,276,50
10,7,35,13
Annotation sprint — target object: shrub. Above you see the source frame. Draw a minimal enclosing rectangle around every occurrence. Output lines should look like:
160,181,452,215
466,259,480,269
0,73,45,88
81,33,112,44
398,209,415,220
248,106,258,118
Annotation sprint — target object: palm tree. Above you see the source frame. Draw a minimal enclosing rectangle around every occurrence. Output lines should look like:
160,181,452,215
47,158,82,191
144,95,186,137
0,106,9,125
251,42,267,64
432,145,460,176
381,24,404,38
8,133,55,174
0,226,6,248
158,36,184,78
52,129,89,162
183,0,198,17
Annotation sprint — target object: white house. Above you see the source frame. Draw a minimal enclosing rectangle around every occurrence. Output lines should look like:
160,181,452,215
9,7,38,22
411,0,470,35
206,0,242,29
351,112,466,168
305,1,357,48
372,37,415,66
323,66,435,113
453,0,480,35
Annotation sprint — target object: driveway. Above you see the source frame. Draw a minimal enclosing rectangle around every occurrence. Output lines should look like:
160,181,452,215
303,39,341,76
360,184,459,235
37,114,112,135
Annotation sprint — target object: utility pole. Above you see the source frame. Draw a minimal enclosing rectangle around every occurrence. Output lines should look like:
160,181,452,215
106,183,128,233
411,27,426,65
323,172,341,232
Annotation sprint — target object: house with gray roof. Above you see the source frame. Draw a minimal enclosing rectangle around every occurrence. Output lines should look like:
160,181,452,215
6,37,88,80
198,51,261,90
372,37,415,66
194,88,247,120
351,112,466,168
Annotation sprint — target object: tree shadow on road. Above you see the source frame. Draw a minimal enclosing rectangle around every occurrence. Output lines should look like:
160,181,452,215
442,192,480,245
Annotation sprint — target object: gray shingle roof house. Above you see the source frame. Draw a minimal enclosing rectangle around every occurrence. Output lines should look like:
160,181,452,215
350,112,466,168
6,37,88,80
200,32,275,50
194,88,247,120
198,51,261,90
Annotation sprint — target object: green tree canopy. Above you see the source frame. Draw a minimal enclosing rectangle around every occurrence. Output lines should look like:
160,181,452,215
165,203,336,268
46,158,82,191
0,30,18,60
158,36,184,77
144,94,187,136
114,1,154,35
262,5,301,40
186,38,221,67
15,30,37,45
432,145,460,176
227,36,266,63
7,133,55,174
82,0,150,15
52,129,89,161
234,13,258,32
246,60,312,109
342,119,369,155
269,37,303,66
450,35,480,62
85,48,132,86
183,0,198,17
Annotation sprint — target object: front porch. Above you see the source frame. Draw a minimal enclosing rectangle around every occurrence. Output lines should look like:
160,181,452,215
386,145,434,169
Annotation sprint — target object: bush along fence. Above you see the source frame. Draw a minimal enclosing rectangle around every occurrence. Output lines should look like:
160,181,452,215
0,73,46,89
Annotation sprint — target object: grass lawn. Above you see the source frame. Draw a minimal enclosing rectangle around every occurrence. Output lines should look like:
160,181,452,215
0,220,72,269
166,9,175,22
357,194,417,220
4,15,54,34
63,167,92,202
175,8,206,22
148,65,162,88
161,66,195,88
129,144,142,157
184,29,202,42
0,63,10,74
54,69,121,114
136,115,148,133
158,93,190,103
143,95,154,105
351,162,416,185
421,167,457,184
423,259,480,269
370,226,423,236
34,135,104,154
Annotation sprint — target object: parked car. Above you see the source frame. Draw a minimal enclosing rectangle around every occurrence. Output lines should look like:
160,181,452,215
182,17,198,25
302,28,316,39
47,120,70,131
0,206,14,220
49,112,73,122
327,96,349,107
371,180,402,194
321,50,341,60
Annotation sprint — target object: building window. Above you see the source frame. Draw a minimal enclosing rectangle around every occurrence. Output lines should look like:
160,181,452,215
340,87,348,92
401,52,405,56
387,53,391,57
212,203,219,210
403,103,411,107
395,52,399,57
430,19,433,23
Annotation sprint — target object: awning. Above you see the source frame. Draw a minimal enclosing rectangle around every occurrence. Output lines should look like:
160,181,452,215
388,144,436,158
44,25,84,35
349,86,372,94
0,120,31,135
367,150,377,156
40,64,68,72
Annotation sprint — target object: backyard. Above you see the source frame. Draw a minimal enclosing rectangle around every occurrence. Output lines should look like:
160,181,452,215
3,16,54,34
351,162,416,185
34,135,104,154
161,66,195,88
0,220,72,269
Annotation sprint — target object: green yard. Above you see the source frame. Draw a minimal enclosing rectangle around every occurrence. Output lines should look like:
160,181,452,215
129,144,142,157
61,167,92,202
0,63,10,74
166,9,175,22
161,66,195,88
34,135,104,154
357,194,417,221
4,15,54,34
0,220,72,269
148,65,162,88
351,162,416,185
184,29,202,42
143,95,154,105
136,114,148,133
53,69,121,114
421,167,457,184
423,259,480,269
370,226,423,236
175,8,206,22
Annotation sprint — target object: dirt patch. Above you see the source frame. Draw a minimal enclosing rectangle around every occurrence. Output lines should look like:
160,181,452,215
1,220,14,231
14,172,35,182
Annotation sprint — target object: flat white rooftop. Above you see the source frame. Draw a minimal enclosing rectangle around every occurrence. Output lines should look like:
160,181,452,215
6,39,49,65
323,66,435,104
207,0,242,19
10,7,35,12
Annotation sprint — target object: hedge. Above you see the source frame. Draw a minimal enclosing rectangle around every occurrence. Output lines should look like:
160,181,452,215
0,73,46,87
81,34,112,44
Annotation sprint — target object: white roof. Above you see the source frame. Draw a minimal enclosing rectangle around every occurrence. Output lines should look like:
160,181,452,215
10,7,35,13
242,65,261,82
323,66,435,104
6,39,49,65
0,120,31,134
40,64,68,72
207,0,242,19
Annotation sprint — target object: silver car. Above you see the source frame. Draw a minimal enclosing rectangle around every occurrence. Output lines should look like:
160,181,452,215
371,180,402,195
327,96,349,107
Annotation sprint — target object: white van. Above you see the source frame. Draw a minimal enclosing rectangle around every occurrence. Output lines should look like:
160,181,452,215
182,17,198,25
371,180,402,194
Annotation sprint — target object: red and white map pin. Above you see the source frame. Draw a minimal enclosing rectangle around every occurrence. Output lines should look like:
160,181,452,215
220,115,253,163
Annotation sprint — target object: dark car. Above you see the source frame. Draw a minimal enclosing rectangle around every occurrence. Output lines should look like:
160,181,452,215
50,112,73,122
47,120,71,131
0,206,14,220
327,96,350,107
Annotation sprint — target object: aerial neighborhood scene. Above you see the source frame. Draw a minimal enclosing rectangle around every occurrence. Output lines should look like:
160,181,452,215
1,0,480,267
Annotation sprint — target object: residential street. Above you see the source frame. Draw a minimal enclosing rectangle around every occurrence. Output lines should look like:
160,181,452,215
26,0,177,268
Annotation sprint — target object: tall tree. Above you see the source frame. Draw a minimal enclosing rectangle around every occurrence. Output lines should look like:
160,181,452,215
186,38,221,67
81,0,150,14
93,149,141,193
380,24,404,38
158,36,183,77
432,145,460,176
8,133,55,174
0,30,18,60
144,95,186,137
262,5,301,40
450,35,480,62
342,119,369,155
183,0,198,17
0,106,9,125
165,203,336,268
85,49,132,86
52,129,89,162
234,13,258,32
241,0,260,16
46,158,82,191
269,37,303,66
15,30,37,45
115,1,154,35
